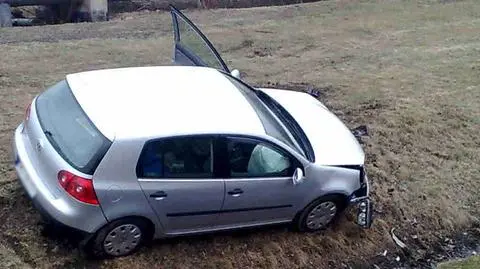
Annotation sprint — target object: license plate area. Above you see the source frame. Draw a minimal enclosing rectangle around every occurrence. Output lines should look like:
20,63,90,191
15,156,37,197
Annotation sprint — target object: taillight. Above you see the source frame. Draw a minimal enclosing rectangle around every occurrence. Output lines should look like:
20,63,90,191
57,170,99,205
25,103,31,122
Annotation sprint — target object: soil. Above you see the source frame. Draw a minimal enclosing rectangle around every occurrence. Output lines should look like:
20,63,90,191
0,0,479,268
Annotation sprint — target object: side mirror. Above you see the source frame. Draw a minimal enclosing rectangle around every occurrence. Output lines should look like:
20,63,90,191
292,167,304,185
231,69,241,79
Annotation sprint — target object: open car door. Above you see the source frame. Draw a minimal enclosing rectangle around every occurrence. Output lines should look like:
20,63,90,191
169,5,231,73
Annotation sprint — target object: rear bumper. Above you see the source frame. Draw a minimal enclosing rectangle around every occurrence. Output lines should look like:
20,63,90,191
349,175,373,228
13,123,107,234
31,191,93,233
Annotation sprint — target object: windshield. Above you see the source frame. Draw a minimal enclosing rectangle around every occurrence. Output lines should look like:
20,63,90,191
35,80,111,174
254,90,315,162
225,75,314,161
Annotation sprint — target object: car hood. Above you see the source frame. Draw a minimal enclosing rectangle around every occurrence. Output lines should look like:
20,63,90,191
258,88,365,165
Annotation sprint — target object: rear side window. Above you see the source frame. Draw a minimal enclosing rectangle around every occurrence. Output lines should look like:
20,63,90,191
137,137,213,179
36,80,111,175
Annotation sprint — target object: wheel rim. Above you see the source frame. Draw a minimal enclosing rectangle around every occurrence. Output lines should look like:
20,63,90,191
306,201,337,230
103,224,142,256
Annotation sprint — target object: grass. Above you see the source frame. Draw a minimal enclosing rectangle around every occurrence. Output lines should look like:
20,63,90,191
0,0,479,268
439,256,480,269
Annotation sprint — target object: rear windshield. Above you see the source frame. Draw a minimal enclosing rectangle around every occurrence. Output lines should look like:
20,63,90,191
36,80,111,174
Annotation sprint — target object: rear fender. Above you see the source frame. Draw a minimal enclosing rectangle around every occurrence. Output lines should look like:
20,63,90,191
93,138,165,238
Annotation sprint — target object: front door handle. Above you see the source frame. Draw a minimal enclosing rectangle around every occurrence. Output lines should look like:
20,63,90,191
150,191,168,200
228,188,243,197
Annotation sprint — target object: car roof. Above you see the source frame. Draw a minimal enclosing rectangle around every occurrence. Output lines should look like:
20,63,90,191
66,66,266,141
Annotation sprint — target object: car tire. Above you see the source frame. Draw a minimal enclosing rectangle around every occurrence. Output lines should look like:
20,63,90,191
295,194,348,232
0,3,12,28
88,217,152,258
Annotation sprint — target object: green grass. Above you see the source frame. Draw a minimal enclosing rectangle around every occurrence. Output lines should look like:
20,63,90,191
439,256,480,269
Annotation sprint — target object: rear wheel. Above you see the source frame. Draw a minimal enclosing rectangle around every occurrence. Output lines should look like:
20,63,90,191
0,3,12,28
295,194,347,232
89,217,151,258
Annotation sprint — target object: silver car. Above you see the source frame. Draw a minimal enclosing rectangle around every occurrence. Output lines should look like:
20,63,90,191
12,5,373,258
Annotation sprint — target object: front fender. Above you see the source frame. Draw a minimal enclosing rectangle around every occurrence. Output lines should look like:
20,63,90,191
299,165,361,209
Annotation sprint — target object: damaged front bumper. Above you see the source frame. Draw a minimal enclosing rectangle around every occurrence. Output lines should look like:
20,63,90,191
349,174,373,228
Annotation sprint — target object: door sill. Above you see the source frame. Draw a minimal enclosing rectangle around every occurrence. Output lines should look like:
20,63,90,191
164,219,291,236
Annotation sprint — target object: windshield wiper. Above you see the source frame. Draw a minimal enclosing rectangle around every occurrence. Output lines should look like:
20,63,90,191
44,130,53,137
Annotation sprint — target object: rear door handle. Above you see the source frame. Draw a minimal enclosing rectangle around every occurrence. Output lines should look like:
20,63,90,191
228,188,243,197
150,191,167,200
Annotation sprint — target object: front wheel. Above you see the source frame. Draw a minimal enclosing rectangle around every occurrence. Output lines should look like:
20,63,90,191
295,194,347,232
89,217,151,258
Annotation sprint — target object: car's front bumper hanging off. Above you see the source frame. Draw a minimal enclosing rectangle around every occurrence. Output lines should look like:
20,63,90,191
349,175,373,228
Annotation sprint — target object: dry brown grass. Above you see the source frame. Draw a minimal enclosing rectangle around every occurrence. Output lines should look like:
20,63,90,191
0,0,479,268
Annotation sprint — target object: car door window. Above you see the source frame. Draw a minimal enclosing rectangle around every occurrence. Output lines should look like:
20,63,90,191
170,5,229,72
227,138,291,178
175,16,224,70
138,137,213,178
